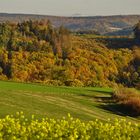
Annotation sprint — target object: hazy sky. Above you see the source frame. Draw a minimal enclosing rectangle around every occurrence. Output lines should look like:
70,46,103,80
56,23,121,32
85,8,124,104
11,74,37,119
0,0,140,16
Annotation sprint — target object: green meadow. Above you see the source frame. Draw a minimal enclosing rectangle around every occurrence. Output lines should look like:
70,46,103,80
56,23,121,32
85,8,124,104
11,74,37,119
0,80,139,122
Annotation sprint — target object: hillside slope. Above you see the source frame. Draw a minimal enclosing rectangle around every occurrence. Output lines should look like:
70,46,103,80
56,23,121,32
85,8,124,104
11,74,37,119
0,80,139,122
0,13,140,35
0,21,135,87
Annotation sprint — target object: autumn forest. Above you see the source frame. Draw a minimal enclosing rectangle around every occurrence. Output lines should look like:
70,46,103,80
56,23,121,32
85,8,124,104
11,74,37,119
0,20,140,88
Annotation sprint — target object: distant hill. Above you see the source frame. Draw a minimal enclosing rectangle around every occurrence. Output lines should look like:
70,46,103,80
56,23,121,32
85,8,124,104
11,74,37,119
0,13,140,35
105,27,133,36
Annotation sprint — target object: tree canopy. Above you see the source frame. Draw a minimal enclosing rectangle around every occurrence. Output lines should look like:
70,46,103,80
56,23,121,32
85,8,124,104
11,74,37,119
0,20,139,87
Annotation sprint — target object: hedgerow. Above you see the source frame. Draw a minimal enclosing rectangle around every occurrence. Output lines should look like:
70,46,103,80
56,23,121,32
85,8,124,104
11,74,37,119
113,88,140,116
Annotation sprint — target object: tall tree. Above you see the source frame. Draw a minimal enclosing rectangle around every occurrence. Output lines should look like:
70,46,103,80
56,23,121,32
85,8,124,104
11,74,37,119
134,21,140,45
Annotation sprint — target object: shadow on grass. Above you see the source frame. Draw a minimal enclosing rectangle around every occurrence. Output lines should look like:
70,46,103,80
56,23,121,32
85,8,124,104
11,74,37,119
88,90,112,94
95,96,138,117
98,103,132,116
79,90,139,117
94,96,113,103
79,89,112,99
79,92,112,100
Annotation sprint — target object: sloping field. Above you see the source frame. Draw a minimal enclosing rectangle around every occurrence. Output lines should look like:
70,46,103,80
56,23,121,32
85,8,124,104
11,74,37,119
0,81,139,122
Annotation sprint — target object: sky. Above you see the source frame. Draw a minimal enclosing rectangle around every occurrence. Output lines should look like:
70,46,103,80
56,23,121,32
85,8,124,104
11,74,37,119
0,0,140,16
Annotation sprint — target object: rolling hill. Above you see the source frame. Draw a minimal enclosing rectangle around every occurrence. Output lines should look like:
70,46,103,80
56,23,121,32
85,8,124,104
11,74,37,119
0,80,139,123
0,13,140,35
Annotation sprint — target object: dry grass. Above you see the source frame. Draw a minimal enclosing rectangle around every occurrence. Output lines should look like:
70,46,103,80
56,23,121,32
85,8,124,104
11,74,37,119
113,88,140,116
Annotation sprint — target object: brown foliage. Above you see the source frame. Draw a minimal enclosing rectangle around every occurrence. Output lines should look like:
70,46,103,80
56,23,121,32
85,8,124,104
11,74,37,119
113,88,140,116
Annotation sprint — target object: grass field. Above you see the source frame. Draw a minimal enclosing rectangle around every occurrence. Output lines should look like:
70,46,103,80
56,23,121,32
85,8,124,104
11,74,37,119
0,80,139,122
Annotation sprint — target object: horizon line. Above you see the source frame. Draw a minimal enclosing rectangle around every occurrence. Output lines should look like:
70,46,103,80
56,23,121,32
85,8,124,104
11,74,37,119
0,12,140,18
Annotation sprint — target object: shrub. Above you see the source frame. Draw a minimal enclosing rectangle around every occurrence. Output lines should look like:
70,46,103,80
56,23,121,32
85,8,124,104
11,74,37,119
43,80,64,86
113,88,140,116
0,75,7,80
65,79,84,87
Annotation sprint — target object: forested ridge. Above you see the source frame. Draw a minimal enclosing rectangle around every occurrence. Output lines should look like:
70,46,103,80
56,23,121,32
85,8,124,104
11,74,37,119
0,20,140,87
0,13,140,35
